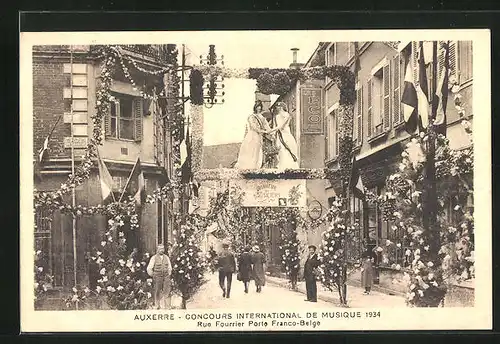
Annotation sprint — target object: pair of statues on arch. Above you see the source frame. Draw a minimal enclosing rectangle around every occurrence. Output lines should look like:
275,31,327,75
232,100,299,170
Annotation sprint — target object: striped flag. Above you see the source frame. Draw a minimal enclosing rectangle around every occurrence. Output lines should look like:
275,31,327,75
434,41,450,136
120,156,146,207
179,121,188,168
349,156,365,200
34,115,63,181
181,125,192,184
96,148,115,203
401,58,419,134
416,41,430,130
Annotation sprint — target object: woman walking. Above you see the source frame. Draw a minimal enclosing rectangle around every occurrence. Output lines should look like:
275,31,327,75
238,246,253,293
251,245,266,293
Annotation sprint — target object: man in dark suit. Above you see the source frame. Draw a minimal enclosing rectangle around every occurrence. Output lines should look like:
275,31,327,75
304,245,320,302
217,242,237,298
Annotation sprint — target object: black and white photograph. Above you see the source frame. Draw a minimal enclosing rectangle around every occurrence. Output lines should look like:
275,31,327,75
20,29,491,332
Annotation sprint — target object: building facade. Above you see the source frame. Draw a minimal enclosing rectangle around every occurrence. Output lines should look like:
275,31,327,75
33,45,176,289
320,40,473,300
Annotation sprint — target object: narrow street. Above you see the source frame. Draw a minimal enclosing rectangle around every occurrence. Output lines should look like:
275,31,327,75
176,273,332,310
172,273,406,309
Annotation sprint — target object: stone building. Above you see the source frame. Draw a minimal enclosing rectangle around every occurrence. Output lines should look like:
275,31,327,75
33,45,176,289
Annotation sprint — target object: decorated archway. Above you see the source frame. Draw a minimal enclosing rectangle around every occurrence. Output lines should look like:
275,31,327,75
33,43,360,309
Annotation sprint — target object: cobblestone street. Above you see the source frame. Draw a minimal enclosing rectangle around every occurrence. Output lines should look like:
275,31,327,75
172,273,405,309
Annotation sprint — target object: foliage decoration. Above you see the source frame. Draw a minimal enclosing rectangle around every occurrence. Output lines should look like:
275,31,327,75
376,120,474,306
193,168,341,181
192,65,355,105
34,250,54,307
316,198,361,305
170,222,209,309
279,230,301,290
189,69,204,105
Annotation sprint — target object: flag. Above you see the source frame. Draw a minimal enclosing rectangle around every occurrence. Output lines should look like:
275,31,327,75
434,41,450,136
179,122,188,168
181,125,192,184
120,156,146,206
34,115,63,181
349,156,365,200
37,114,62,163
354,42,361,77
96,148,115,203
416,41,430,130
401,58,419,134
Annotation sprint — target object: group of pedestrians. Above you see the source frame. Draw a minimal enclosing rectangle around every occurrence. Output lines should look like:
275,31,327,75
215,243,266,298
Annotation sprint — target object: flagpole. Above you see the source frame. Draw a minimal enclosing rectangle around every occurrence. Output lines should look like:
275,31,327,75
422,41,440,260
69,45,78,307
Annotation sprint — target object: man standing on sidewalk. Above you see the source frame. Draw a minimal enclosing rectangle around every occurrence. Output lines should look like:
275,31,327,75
304,245,320,303
217,242,236,298
147,244,172,309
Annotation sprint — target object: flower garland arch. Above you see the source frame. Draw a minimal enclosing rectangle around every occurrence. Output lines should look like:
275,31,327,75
34,45,360,308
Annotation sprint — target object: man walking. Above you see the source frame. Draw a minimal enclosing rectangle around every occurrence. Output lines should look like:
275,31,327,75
147,244,172,309
304,245,320,302
217,242,236,298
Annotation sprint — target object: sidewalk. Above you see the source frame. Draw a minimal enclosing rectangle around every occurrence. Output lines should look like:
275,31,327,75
266,275,406,308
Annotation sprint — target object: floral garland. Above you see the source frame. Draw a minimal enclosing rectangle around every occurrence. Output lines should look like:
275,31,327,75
193,168,340,181
316,198,361,305
170,222,209,309
374,86,474,307
279,230,301,290
191,65,355,105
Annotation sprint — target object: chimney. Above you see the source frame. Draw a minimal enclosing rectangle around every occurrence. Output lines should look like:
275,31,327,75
289,48,304,69
291,48,299,63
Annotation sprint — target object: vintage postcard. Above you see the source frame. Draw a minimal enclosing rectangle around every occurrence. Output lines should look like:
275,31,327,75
20,29,491,332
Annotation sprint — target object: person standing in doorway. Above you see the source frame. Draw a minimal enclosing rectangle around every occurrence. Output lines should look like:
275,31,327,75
217,242,236,298
304,245,320,302
238,246,253,293
251,245,266,293
146,244,172,309
361,250,375,295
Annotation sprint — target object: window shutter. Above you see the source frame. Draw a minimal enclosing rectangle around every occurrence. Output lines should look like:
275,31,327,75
383,63,391,131
392,54,402,124
356,86,363,144
334,112,339,157
367,78,373,137
134,99,143,142
448,41,458,83
105,107,112,137
412,41,419,84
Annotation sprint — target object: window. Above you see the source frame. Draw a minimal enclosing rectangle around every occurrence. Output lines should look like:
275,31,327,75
325,108,339,161
105,93,143,141
346,196,364,262
325,44,336,84
458,41,473,83
34,207,53,283
367,58,392,139
326,43,336,66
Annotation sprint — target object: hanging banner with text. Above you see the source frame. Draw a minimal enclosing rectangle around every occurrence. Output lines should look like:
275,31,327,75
229,179,307,208
301,87,324,135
